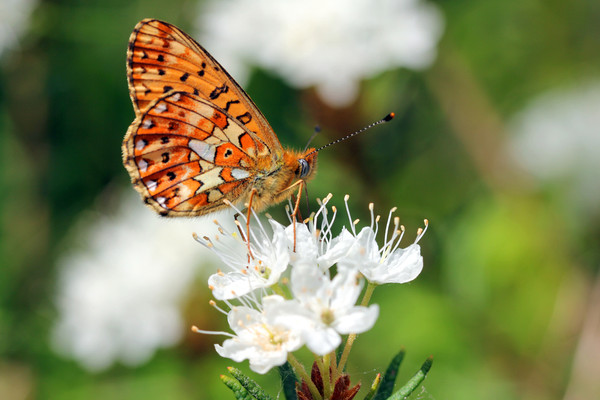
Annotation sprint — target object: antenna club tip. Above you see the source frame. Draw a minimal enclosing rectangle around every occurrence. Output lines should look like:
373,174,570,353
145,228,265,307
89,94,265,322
384,112,395,122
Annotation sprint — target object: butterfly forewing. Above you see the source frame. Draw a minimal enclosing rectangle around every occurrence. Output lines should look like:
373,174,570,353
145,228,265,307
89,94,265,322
123,91,266,216
127,19,282,154
124,19,319,218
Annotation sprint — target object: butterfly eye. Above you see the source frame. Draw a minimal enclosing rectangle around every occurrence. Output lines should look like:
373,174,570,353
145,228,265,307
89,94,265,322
297,158,310,178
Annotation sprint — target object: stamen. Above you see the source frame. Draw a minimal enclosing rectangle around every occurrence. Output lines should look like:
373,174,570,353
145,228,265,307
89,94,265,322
285,204,293,224
368,203,376,231
344,194,356,235
209,300,229,315
373,214,380,237
191,326,235,337
390,226,407,254
410,219,429,244
383,207,397,248
234,220,247,242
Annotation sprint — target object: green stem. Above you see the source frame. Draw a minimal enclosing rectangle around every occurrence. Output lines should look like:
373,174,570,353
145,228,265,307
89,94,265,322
328,350,339,383
360,282,377,307
288,354,322,400
337,282,377,372
321,354,332,399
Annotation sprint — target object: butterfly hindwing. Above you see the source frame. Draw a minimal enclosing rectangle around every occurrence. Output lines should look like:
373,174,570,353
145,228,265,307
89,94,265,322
127,18,282,155
123,91,267,216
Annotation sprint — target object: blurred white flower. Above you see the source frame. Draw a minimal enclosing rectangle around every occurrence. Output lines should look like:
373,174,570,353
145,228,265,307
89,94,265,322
508,82,600,216
52,189,220,371
197,0,444,107
214,295,303,374
0,0,36,57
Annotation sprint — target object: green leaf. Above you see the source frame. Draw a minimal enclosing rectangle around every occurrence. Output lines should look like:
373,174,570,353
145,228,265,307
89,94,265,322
387,356,433,400
362,373,381,400
227,367,275,400
278,362,298,400
220,374,255,400
373,348,406,400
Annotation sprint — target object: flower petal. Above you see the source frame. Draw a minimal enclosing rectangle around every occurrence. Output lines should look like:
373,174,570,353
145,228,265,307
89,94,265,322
333,304,379,334
304,326,341,355
365,244,423,284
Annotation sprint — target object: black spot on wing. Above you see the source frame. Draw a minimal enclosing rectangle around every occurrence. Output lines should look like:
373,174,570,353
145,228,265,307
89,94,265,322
209,84,228,100
236,112,252,125
224,100,240,112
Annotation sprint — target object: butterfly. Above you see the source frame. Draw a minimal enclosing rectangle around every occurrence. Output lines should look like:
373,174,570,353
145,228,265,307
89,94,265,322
122,19,317,217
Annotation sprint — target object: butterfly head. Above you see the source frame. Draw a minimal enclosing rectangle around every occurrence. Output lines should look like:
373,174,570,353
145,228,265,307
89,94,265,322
296,148,318,181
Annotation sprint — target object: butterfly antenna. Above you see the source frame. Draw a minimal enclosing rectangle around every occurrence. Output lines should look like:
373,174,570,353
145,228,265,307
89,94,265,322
303,125,322,152
305,113,395,157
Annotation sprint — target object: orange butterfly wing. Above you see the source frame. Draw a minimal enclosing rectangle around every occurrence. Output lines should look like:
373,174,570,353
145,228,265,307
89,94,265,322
123,19,318,217
123,91,273,216
126,19,282,154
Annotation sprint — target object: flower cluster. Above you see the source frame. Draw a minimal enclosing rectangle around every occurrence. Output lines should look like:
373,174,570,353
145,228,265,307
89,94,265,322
193,194,427,375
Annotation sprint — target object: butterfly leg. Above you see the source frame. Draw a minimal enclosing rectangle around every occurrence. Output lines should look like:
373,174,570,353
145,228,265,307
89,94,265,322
244,187,259,261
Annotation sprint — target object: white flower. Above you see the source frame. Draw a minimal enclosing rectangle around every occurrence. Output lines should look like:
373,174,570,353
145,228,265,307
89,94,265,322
215,295,303,374
194,194,425,366
338,197,428,285
284,194,355,270
52,190,217,371
0,0,37,57
508,82,600,216
271,265,379,355
195,213,290,300
196,0,444,107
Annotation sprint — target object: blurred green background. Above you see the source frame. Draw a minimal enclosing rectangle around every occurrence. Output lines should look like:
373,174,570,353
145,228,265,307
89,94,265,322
1,0,599,399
